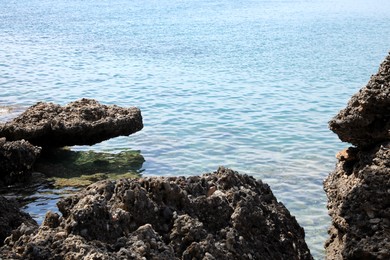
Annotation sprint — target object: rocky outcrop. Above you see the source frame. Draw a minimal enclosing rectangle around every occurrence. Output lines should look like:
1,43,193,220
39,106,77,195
324,143,390,259
0,98,143,147
329,54,390,148
325,53,390,259
0,167,313,259
0,138,41,187
0,196,37,247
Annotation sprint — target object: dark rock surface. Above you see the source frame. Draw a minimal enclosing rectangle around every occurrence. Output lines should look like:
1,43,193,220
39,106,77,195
0,167,313,259
325,53,390,259
0,98,143,147
329,53,390,148
0,138,41,187
324,143,390,260
0,196,37,247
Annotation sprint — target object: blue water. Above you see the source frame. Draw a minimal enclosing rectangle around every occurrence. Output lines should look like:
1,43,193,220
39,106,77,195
1,0,390,258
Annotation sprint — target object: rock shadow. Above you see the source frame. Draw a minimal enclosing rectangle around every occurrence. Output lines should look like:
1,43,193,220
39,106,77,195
35,148,145,187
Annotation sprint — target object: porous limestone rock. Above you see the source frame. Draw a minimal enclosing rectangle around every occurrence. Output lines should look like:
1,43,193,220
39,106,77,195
329,53,390,148
0,196,37,247
0,98,143,147
0,167,313,259
326,53,390,259
0,137,41,186
324,143,390,259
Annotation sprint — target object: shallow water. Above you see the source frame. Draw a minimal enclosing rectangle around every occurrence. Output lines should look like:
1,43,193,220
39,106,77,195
1,0,390,258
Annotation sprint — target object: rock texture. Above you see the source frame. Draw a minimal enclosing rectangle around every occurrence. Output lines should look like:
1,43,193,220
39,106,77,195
324,143,390,259
325,53,390,259
0,98,143,147
0,138,41,187
0,167,313,259
0,196,37,247
329,54,390,148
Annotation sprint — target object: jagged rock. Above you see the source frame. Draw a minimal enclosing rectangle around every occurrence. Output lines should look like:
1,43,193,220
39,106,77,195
0,138,41,186
329,53,390,148
324,143,390,259
0,98,143,147
326,53,390,259
0,196,37,247
0,167,313,259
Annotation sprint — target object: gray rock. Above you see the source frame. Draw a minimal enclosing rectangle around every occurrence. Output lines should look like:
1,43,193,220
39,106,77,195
324,143,390,260
0,137,41,186
329,53,390,148
0,98,143,147
0,167,313,259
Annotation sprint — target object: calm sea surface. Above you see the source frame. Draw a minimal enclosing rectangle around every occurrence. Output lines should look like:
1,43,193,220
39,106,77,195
1,0,390,258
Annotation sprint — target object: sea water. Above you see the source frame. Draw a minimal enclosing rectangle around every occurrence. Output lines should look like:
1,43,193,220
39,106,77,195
1,0,390,258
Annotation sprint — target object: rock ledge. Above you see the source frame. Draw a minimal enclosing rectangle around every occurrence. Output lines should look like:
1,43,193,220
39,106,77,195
0,98,143,147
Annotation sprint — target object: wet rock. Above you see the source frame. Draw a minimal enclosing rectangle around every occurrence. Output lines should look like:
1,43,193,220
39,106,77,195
329,53,390,148
324,143,390,259
0,167,313,259
0,137,41,186
0,196,37,247
0,98,143,147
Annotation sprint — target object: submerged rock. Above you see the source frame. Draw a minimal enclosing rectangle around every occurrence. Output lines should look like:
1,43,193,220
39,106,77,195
0,196,37,247
0,98,143,147
324,143,390,260
329,53,390,148
0,167,313,259
35,148,145,187
0,138,41,187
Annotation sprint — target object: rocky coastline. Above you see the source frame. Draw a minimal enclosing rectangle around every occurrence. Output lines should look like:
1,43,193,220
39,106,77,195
324,53,390,259
0,53,389,259
0,98,313,259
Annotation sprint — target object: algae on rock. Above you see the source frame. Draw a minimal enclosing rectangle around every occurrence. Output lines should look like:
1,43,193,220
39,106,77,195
35,148,144,187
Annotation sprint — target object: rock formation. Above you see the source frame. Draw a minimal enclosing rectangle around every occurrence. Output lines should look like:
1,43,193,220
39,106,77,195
0,138,41,187
0,98,143,147
329,54,390,148
0,196,37,247
325,53,390,259
0,167,313,259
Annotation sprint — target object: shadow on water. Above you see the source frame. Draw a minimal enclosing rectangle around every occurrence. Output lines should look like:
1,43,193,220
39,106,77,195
35,147,145,187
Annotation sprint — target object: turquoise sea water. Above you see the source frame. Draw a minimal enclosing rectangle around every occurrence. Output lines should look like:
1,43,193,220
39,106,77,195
1,0,390,258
